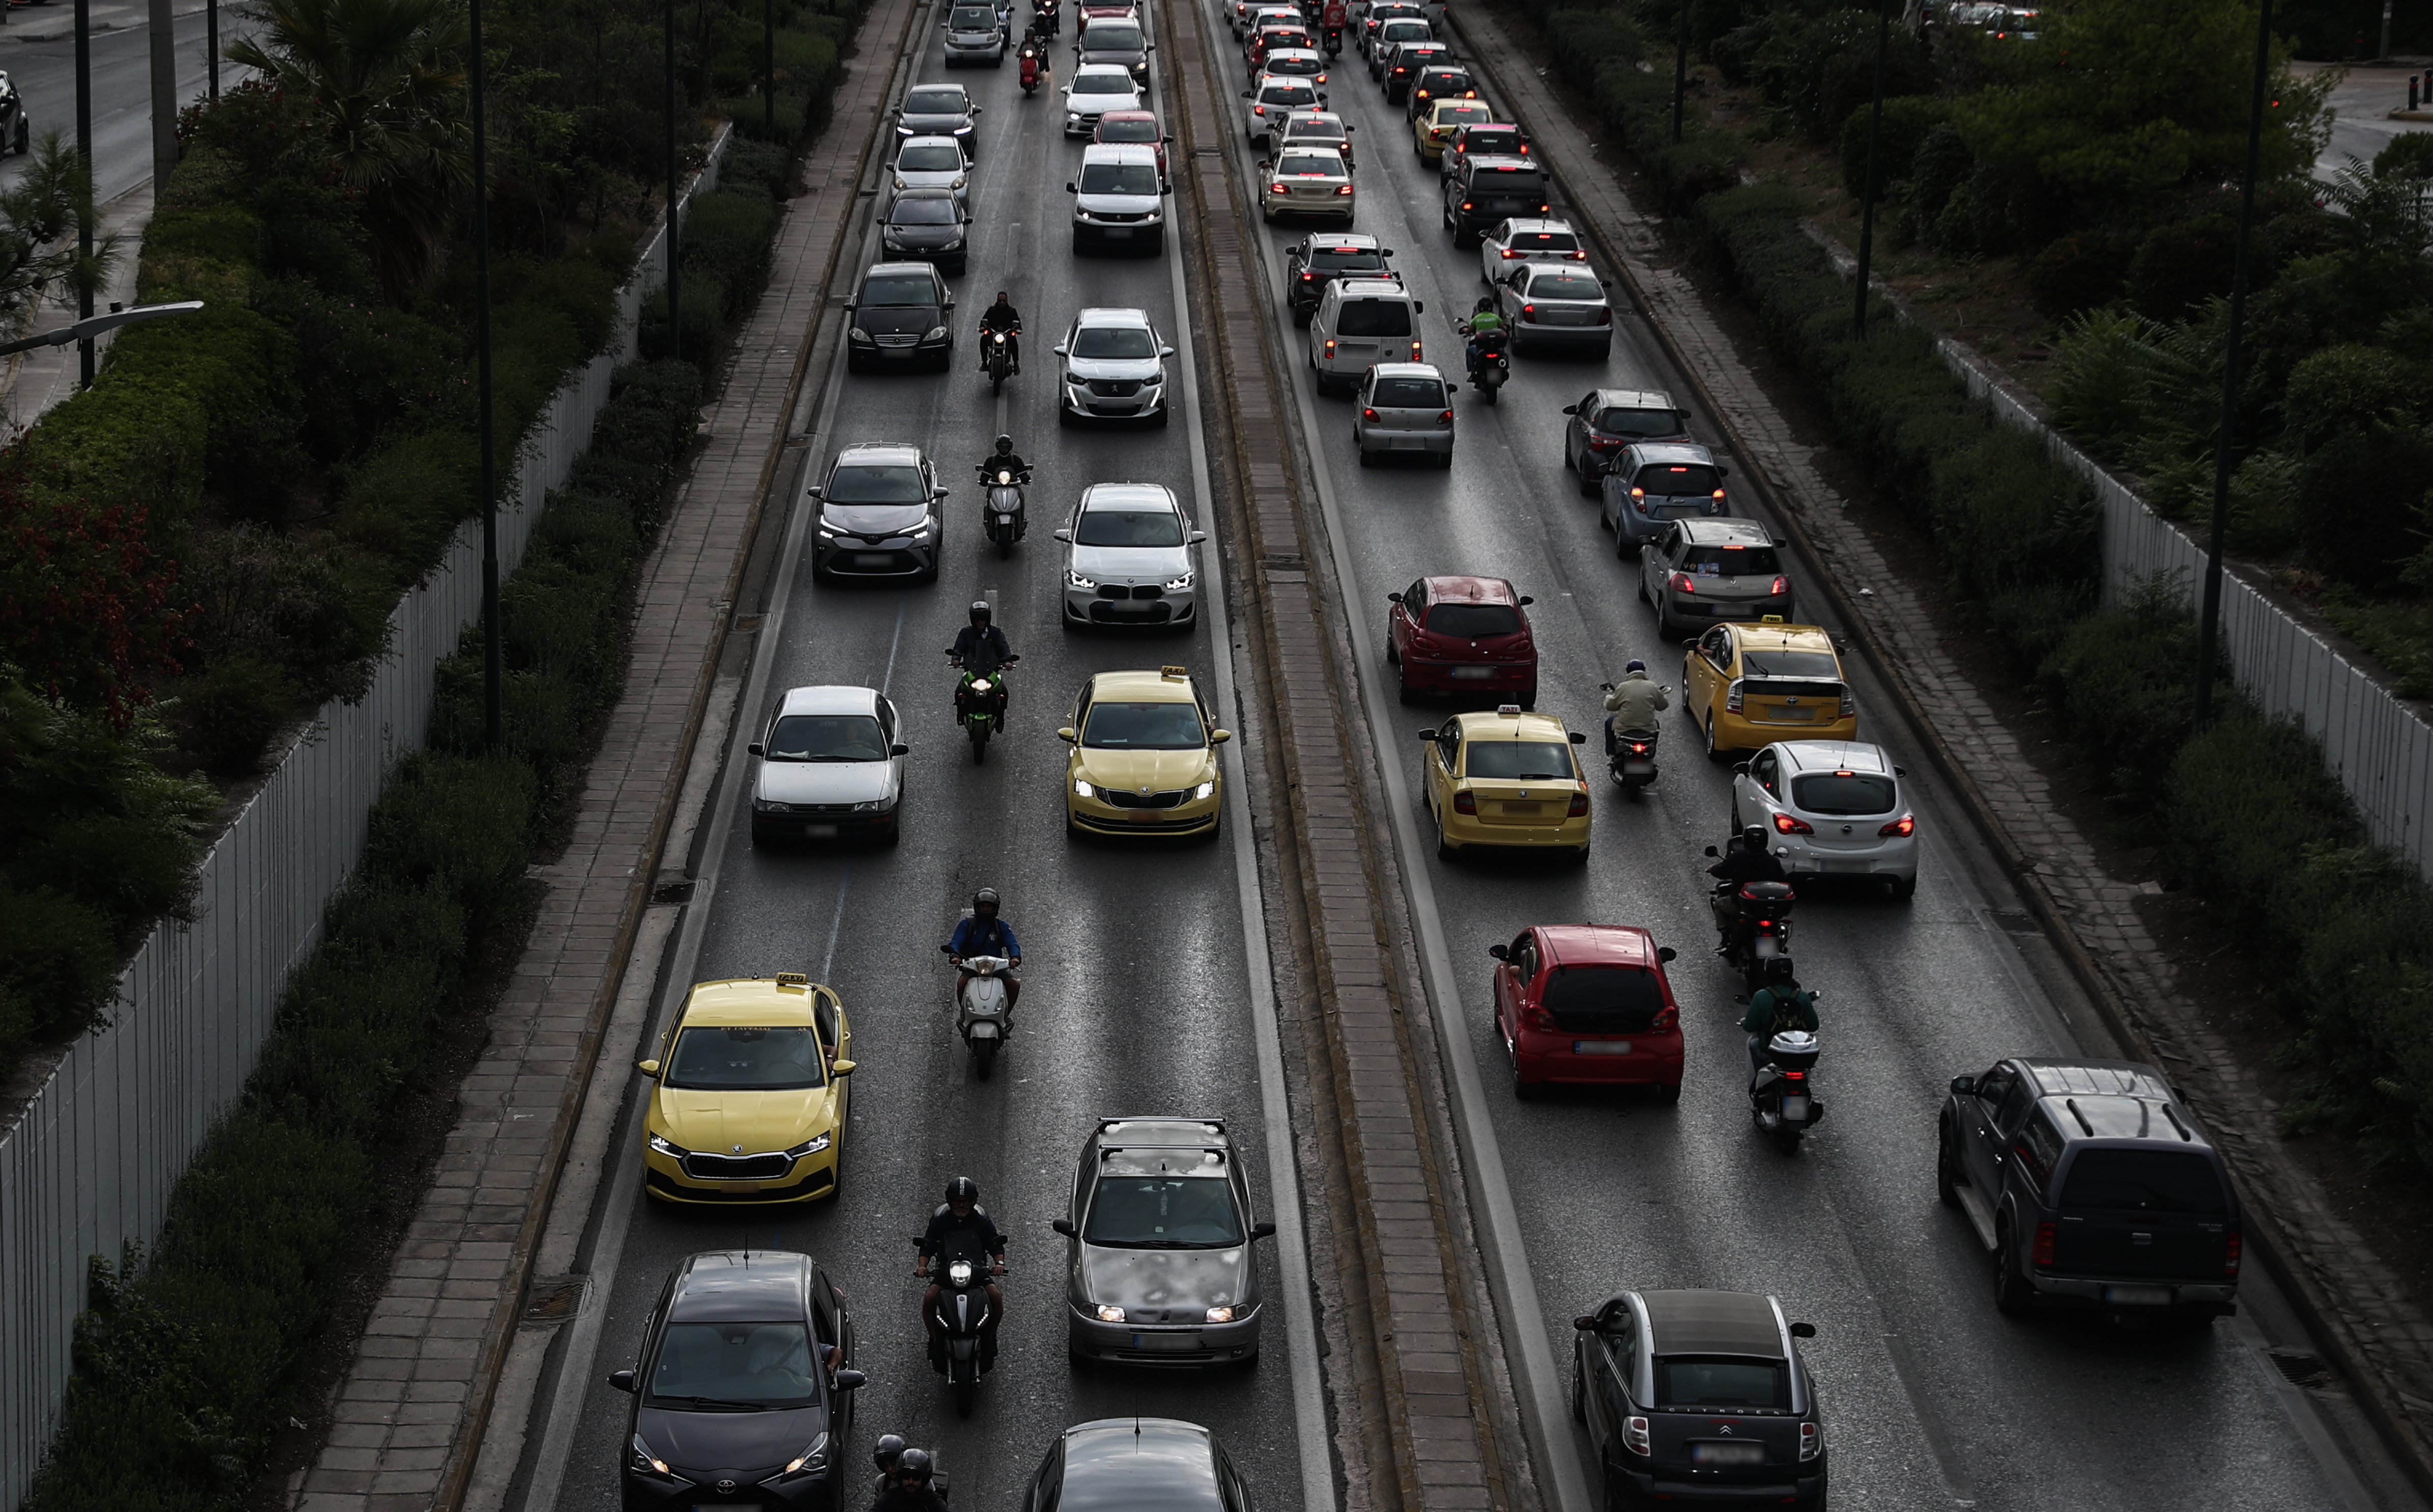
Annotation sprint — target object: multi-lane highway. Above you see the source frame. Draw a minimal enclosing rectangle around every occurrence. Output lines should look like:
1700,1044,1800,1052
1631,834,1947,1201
485,2,2433,1509
0,2,246,204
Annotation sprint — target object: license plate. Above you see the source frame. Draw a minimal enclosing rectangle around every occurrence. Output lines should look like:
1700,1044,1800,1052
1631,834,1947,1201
1128,810,1163,824
1821,857,1871,873
1498,802,1545,817
1781,1095,1810,1121
852,553,895,567
1690,1442,1766,1467
1572,1040,1633,1055
1765,706,1814,721
1389,435,1423,449
1102,226,1133,239
1450,665,1494,679
804,823,838,838
1130,1331,1201,1351
2104,1284,2173,1306
719,1181,761,1194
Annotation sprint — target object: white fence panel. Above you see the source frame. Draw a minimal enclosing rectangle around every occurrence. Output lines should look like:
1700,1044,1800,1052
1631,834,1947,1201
0,127,730,1509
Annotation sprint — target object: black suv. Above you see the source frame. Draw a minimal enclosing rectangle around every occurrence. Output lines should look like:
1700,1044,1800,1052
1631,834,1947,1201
1937,1056,2242,1323
1443,155,1550,246
1560,387,1690,495
1573,1289,1825,1510
1283,232,1396,323
609,1251,864,1512
845,261,956,372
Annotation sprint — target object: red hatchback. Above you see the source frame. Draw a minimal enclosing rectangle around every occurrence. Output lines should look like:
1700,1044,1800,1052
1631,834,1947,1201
1387,574,1538,707
1489,925,1684,1100
1092,109,1169,185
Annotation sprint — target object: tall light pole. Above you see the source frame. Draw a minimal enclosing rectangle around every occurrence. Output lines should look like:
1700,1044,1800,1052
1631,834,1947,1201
2195,0,2276,725
471,0,501,750
74,0,92,388
1851,0,1890,338
208,0,220,99
1670,0,1688,144
765,0,776,137
664,0,681,364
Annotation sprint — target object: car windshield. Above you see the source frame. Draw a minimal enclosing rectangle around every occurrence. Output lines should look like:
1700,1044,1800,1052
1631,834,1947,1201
2059,1150,2227,1213
1082,701,1205,748
1738,647,1840,679
1425,603,1520,637
1656,1358,1787,1410
1541,965,1663,1032
905,86,967,112
1309,247,1383,271
1075,73,1136,94
1260,81,1318,105
825,463,927,502
1277,154,1341,177
1336,299,1412,337
1636,462,1720,495
1076,508,1183,545
1098,118,1159,142
1464,740,1574,780
1078,160,1158,191
892,196,957,225
1681,544,1780,575
858,274,938,307
648,1322,821,1408
766,713,887,762
1372,376,1446,408
950,6,995,23
1084,1175,1245,1246
1085,23,1143,47
1527,272,1603,300
1790,771,1895,816
1594,405,1682,435
665,1026,826,1090
1073,326,1159,358
898,144,963,172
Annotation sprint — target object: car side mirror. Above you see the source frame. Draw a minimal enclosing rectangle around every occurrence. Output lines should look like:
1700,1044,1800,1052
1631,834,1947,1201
1702,845,1719,858
834,1369,868,1391
1211,729,1232,744
1716,465,1730,477
1052,1217,1078,1236
806,484,825,498
1518,595,1533,605
607,1369,637,1393
1189,529,1208,543
636,1059,661,1075
1487,943,1508,960
1250,1220,1278,1239
1566,732,1586,745
1241,89,1253,97
932,487,951,500
1561,404,1577,415
1416,726,1438,740
831,1059,857,1077
1950,1074,1976,1096
749,742,766,757
1387,590,1402,602
891,743,909,756
1066,180,1078,191
1788,1322,1817,1340
1147,40,1156,47
1160,345,1176,357
1162,182,1174,195
1573,1314,1599,1331
1052,527,1072,541
1895,766,1907,778
1657,946,1677,963
1733,761,1750,774
1413,299,1425,313
1057,726,1078,742
1054,342,1070,355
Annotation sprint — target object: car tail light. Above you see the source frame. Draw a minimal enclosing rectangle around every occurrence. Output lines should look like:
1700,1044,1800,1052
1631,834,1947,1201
1409,340,1422,359
1567,792,1589,816
1621,1417,1651,1456
1325,338,1336,357
1501,248,1525,258
1254,104,1267,115
1336,183,1353,194
1772,813,1813,835
1725,681,1744,714
1362,408,1380,421
1594,308,1611,324
1461,200,1473,210
1316,71,1328,81
2225,1229,2243,1277
1438,409,1454,423
1302,271,1315,280
1271,180,1289,193
1567,248,1587,259
1770,575,1789,596
1453,791,1477,814
1650,1004,1676,1030
2031,1220,2057,1269
1798,1422,1822,1463
1529,1006,1558,1032
1840,687,1856,717
1538,202,1551,212
1521,303,1536,319
1589,435,1620,450
1669,572,1695,595
1879,813,1914,837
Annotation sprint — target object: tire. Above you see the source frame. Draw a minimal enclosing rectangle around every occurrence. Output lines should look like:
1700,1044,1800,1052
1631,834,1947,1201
974,1037,999,1079
1356,440,1373,467
1576,457,1598,498
1511,1058,1538,1101
1654,1080,1682,1105
953,1377,978,1418
1397,676,1419,705
1057,400,1075,428
1440,449,1454,470
998,532,1012,559
1705,714,1728,763
1936,1121,1963,1208
1518,685,1537,711
1479,381,1499,406
1152,403,1170,428
969,721,989,764
1773,1126,1803,1155
1993,1224,2036,1317
1571,1363,1587,1424
882,817,902,848
1890,873,1918,902
1435,800,1458,862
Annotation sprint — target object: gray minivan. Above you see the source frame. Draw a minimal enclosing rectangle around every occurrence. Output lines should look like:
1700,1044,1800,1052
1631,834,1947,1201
942,1,1007,64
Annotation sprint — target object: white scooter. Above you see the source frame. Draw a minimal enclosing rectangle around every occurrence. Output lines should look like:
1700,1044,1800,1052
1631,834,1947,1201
956,955,1015,1078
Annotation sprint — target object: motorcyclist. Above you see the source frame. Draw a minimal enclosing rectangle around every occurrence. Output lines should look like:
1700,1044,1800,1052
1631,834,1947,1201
915,1177,1007,1359
976,433,1031,487
1740,958,1818,1084
1708,824,1789,951
875,1436,952,1502
875,1448,951,1512
1601,659,1669,756
1320,0,1348,48
943,886,1023,1008
949,600,1016,678
978,290,1023,374
1463,296,1506,380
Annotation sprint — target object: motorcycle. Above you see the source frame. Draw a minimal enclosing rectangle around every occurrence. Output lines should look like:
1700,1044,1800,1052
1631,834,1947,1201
1468,329,1509,405
1323,24,1343,53
951,654,1016,763
1034,0,1058,36
1705,845,1798,990
1747,1025,1824,1154
985,327,1017,393
920,1248,1000,1417
1600,712,1662,792
1019,47,1042,92
954,953,1015,1077
0,75,27,157
976,462,1029,558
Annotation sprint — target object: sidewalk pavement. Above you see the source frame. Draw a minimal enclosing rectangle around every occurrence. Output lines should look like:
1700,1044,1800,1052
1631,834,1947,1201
287,0,924,1505
0,176,149,434
2292,57,2433,179
1446,0,2433,1494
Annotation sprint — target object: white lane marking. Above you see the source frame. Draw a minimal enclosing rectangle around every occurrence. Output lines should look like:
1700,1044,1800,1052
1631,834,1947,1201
819,861,858,983
881,593,909,693
1217,34,1593,1512
1164,27,1336,1512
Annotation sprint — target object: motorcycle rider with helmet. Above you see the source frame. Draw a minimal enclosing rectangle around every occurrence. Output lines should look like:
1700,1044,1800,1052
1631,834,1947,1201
1740,957,1818,1084
976,433,1031,488
978,290,1023,374
1708,824,1789,951
1464,296,1506,381
874,1448,950,1512
948,600,1018,730
914,1176,1007,1360
1601,659,1669,755
1320,0,1347,50
943,887,1022,1009
874,1436,952,1503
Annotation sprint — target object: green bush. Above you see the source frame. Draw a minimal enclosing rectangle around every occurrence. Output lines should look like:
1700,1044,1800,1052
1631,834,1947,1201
0,886,122,1038
2374,132,2433,180
2280,342,2427,453
2124,213,2242,323
2297,428,2433,590
332,431,482,583
179,654,300,776
2037,578,2204,810
2025,229,2134,323
1837,94,1947,199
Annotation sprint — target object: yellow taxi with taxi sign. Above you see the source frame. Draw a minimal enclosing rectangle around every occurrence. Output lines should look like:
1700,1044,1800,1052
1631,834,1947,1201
1416,704,1592,862
638,973,854,1205
1060,665,1230,838
1680,618,1857,759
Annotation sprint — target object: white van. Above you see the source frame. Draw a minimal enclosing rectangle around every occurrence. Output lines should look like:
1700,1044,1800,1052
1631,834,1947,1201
1307,276,1423,395
1067,142,1169,254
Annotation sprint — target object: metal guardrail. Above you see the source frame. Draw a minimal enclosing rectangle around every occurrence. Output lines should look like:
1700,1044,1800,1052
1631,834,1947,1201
0,127,730,1510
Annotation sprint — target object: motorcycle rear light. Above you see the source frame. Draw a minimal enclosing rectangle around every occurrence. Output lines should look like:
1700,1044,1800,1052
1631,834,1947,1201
1363,408,1379,421
1670,572,1695,595
1784,1069,1806,1081
2031,1220,2057,1269
1628,742,1647,753
1879,813,1914,837
2225,1229,2242,1277
1770,575,1789,595
1726,680,1743,714
1453,791,1477,814
1772,813,1813,835
1622,1416,1651,1456
1566,792,1589,816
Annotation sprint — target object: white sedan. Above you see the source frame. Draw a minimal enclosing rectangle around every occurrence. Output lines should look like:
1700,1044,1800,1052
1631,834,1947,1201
1729,740,1918,898
1244,72,1325,148
1477,216,1587,285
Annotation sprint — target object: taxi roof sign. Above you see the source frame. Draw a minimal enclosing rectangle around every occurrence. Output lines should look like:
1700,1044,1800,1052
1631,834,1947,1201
1160,664,1189,679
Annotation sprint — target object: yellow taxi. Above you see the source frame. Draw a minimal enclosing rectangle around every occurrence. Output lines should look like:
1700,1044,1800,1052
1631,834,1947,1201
1415,98,1495,163
1417,705,1592,862
638,972,854,1205
1060,665,1231,838
1680,619,1858,758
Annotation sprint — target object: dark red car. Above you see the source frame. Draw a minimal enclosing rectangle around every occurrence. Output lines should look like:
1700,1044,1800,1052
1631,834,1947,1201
1248,23,1312,70
1489,925,1684,1100
1387,574,1538,707
1092,109,1169,185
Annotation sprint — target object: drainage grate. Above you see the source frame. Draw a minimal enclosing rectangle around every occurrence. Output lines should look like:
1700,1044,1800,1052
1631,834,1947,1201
1984,909,2038,935
652,875,697,905
2268,1351,2333,1390
524,1276,590,1323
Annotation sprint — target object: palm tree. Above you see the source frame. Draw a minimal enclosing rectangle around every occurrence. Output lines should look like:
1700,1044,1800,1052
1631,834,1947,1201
227,0,473,293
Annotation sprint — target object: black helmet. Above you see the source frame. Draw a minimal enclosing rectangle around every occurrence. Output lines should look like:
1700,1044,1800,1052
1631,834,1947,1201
1474,296,1493,314
874,1434,907,1471
945,1174,981,1206
897,1448,935,1484
971,887,999,918
1764,957,1797,982
994,433,1015,454
969,600,992,627
1742,825,1766,848
1624,659,1646,674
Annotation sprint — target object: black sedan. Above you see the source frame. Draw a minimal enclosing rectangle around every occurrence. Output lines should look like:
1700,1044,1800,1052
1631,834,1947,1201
845,261,957,372
1027,1418,1255,1512
1572,1289,1825,1510
609,1251,864,1512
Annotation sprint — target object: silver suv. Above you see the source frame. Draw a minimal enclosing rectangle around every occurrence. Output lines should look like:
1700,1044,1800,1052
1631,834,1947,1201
1638,517,1789,637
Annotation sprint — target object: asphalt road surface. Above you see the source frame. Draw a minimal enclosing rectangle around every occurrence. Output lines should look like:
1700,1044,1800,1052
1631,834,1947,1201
1215,5,2432,1509
0,3,251,205
500,12,1323,1512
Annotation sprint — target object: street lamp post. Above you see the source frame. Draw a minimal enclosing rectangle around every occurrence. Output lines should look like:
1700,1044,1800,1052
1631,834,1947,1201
2194,0,2276,725
209,0,219,100
765,0,776,137
471,0,501,750
665,0,681,365
1851,0,1890,338
74,0,91,387
1670,0,1688,144
0,300,203,358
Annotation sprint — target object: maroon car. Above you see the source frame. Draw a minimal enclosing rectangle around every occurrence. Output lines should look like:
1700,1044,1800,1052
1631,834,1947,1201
1491,924,1685,1100
1387,574,1538,707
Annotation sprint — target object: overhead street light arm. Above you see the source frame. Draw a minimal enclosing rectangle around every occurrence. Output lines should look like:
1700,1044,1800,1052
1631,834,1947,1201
0,299,203,358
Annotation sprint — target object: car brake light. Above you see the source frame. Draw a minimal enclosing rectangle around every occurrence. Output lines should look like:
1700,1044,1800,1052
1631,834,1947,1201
1771,575,1789,596
1879,813,1914,837
1538,202,1550,212
1272,181,1289,193
1501,248,1525,258
2225,1229,2242,1277
1567,248,1586,259
1798,1422,1821,1463
1521,303,1535,318
1438,410,1454,423
1669,572,1695,595
1650,1004,1675,1030
1325,338,1336,356
1362,407,1379,421
1621,1416,1651,1456
1589,436,1620,450
1461,201,1472,210
1529,1007,1558,1032
1841,688,1856,717
2031,1220,2057,1269
1567,792,1589,816
1410,340,1421,359
1772,813,1813,835
1302,271,1315,279
1453,791,1477,814
1336,183,1353,194
1725,681,1743,714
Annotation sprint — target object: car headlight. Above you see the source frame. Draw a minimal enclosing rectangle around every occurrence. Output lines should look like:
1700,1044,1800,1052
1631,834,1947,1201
1067,569,1097,589
1206,1306,1235,1323
1194,779,1215,800
631,1434,676,1478
1065,370,1087,387
753,798,790,813
848,798,892,812
1073,777,1097,799
909,518,935,540
1141,369,1164,383
770,1432,830,1483
897,125,914,135
848,329,874,343
924,326,948,341
893,176,908,189
954,123,974,134
786,1131,832,1158
1096,1304,1127,1323
953,175,968,189
1164,572,1194,591
648,1132,687,1157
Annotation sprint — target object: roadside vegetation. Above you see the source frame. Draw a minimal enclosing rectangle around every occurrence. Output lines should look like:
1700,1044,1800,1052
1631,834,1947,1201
1506,0,2433,1172
0,0,856,1086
